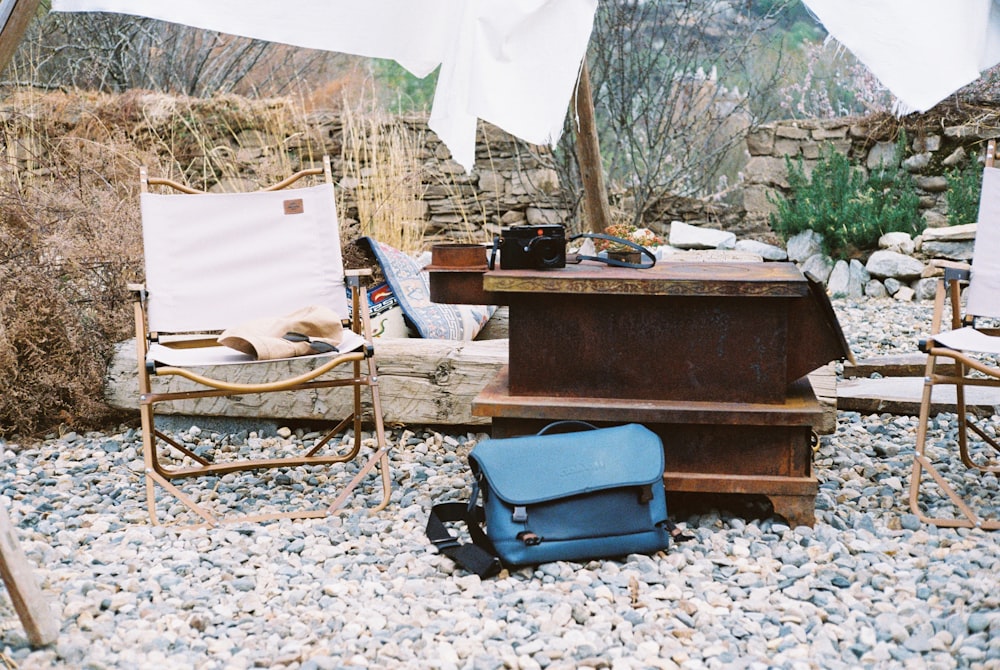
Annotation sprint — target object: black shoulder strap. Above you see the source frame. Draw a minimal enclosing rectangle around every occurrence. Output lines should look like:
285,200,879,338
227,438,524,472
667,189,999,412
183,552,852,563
569,232,656,269
426,485,503,578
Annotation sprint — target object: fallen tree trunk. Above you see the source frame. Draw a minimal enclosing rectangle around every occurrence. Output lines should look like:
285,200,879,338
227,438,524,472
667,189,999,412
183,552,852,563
105,337,509,426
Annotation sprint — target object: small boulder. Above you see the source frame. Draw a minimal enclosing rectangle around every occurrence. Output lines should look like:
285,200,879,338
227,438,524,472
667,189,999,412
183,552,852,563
865,280,888,298
734,239,787,261
866,250,925,280
879,232,914,255
668,221,737,250
913,277,938,301
801,253,835,284
786,230,824,263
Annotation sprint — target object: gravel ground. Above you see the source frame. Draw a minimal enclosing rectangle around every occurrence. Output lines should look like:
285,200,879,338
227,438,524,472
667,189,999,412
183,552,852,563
0,298,998,670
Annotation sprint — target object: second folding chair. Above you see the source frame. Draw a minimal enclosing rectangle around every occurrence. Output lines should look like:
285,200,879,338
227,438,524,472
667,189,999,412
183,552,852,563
911,140,1000,529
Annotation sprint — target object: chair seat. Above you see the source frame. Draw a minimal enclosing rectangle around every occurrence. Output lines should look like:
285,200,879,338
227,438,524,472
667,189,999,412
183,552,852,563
932,326,1000,354
147,330,366,367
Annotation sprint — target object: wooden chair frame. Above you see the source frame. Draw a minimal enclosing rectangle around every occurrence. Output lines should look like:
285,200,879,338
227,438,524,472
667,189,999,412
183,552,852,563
132,157,391,526
911,140,1000,530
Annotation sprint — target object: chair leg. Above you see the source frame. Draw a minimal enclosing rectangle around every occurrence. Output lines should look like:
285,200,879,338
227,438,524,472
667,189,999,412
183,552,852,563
963,419,1000,473
328,360,393,513
910,375,997,529
139,387,392,526
140,401,219,526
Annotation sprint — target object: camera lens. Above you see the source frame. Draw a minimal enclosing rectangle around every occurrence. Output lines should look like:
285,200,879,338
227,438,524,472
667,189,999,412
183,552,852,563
528,236,562,267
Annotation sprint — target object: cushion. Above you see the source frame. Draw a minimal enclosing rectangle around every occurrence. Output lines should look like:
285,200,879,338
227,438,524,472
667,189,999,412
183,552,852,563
364,237,496,340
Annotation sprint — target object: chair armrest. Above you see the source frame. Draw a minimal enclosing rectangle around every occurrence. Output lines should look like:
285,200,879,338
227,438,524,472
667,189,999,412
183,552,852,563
942,265,971,283
128,283,147,303
345,268,373,289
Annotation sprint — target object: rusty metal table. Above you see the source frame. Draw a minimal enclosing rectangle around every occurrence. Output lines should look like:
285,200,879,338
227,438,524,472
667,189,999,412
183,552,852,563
437,260,850,526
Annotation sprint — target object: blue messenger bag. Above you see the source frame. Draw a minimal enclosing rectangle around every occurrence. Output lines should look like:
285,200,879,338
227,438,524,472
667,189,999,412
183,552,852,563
427,422,671,577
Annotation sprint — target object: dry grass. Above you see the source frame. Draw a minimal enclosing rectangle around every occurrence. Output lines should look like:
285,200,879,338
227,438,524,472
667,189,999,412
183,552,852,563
339,104,427,252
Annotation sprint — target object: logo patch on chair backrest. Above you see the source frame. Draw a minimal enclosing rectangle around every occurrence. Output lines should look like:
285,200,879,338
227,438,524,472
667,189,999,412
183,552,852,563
284,198,304,215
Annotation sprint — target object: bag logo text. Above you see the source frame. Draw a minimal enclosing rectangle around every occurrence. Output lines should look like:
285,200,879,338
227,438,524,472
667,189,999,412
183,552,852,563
558,460,606,477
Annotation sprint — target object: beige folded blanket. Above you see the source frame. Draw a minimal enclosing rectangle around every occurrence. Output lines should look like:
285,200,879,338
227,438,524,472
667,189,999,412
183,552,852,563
218,305,346,360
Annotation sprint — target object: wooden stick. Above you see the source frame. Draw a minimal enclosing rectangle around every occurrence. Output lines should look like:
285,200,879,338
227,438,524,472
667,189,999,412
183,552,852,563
0,502,58,647
572,61,612,234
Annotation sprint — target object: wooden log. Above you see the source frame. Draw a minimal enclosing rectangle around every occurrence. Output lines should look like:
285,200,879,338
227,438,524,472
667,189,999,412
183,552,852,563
572,61,612,234
0,502,58,647
105,337,509,426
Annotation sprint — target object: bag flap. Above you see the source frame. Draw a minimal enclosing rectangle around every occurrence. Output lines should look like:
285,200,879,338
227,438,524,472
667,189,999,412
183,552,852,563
469,424,663,505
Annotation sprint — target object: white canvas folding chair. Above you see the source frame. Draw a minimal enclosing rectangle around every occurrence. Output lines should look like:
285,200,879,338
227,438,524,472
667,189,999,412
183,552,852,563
911,140,1000,529
130,157,391,526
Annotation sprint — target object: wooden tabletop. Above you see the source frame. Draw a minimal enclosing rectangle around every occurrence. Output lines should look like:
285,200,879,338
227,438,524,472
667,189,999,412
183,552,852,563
482,261,811,297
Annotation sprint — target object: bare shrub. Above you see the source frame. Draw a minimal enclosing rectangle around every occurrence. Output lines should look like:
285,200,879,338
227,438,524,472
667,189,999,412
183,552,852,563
0,90,152,436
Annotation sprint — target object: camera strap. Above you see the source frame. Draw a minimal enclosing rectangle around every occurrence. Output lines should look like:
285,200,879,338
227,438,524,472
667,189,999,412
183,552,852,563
488,235,502,270
569,232,657,269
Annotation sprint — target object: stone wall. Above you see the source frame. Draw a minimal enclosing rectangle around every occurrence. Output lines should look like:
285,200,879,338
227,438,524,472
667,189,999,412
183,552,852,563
326,115,568,243
0,91,567,244
742,113,1000,228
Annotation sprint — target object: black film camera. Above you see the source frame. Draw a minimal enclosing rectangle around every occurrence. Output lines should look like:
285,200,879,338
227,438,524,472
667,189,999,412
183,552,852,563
496,224,567,270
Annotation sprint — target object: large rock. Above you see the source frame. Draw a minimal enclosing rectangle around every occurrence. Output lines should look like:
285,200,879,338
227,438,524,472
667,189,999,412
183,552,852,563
668,220,737,250
105,337,509,426
866,250,925,280
921,223,976,241
734,239,787,261
915,176,948,193
826,260,851,298
746,128,775,156
786,230,824,263
849,259,871,296
801,253,835,283
826,259,869,299
913,277,938,301
865,280,889,298
922,210,950,229
920,240,975,261
867,141,899,169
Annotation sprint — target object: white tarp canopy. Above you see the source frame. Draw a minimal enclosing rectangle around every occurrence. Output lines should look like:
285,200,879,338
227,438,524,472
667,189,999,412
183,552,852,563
50,0,598,171
803,0,1000,113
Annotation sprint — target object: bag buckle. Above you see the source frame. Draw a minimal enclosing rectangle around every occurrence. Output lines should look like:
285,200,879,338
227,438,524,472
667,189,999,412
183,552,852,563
517,531,541,546
512,506,528,523
431,535,461,551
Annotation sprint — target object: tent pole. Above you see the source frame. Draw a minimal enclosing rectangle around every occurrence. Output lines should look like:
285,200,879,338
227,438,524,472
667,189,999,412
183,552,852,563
0,0,40,73
572,61,611,234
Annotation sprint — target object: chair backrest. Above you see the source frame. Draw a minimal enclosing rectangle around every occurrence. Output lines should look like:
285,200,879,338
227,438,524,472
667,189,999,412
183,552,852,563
966,145,1000,319
141,181,347,333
